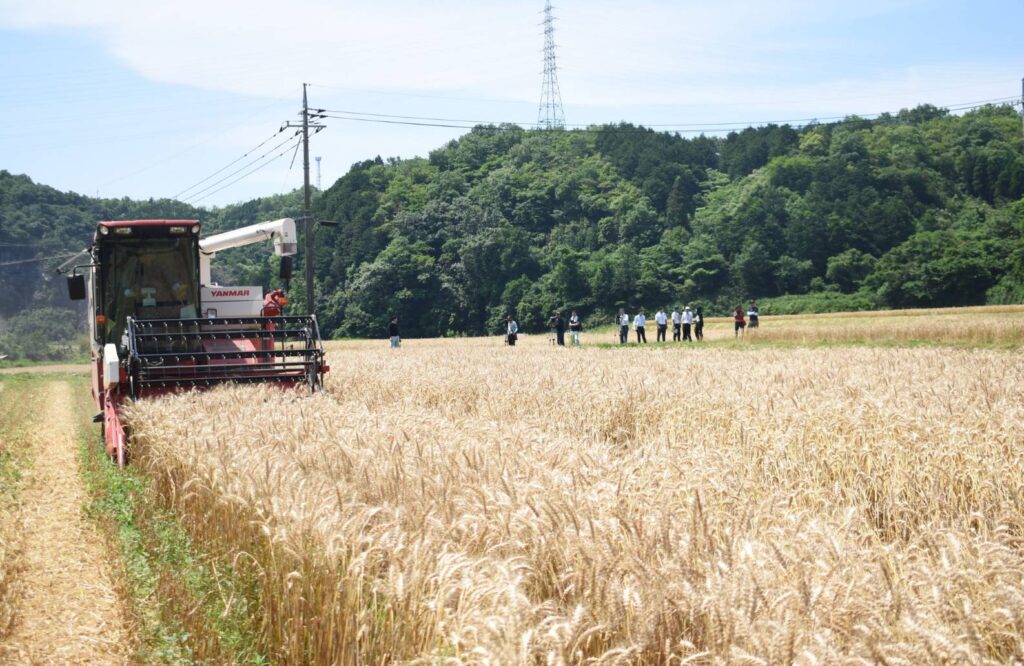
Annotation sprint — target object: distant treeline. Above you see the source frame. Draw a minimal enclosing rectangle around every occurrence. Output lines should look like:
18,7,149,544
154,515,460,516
314,104,1024,336
1,103,1023,356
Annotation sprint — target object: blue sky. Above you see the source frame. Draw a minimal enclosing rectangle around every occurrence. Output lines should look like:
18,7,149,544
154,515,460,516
0,0,1020,208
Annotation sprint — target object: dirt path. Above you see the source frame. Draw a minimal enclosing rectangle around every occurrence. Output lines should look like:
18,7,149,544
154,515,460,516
0,381,129,665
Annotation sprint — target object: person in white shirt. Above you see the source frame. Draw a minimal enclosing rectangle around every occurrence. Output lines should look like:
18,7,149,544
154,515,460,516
654,308,668,342
618,309,629,344
568,311,582,347
671,308,682,341
633,309,647,343
682,306,694,341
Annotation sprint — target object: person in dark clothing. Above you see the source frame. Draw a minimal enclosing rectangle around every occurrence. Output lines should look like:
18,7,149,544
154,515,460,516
747,301,759,329
694,307,704,341
388,316,400,348
548,311,566,346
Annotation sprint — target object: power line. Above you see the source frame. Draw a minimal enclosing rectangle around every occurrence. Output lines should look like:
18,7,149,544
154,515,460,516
180,133,301,203
321,114,495,130
320,108,512,124
321,99,1018,135
321,95,1021,132
172,127,293,200
185,137,303,205
0,253,79,268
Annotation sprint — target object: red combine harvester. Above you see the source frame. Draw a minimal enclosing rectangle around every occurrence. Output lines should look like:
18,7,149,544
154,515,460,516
63,218,328,466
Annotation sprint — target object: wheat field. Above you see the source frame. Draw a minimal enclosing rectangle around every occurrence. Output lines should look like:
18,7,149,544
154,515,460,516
127,328,1024,664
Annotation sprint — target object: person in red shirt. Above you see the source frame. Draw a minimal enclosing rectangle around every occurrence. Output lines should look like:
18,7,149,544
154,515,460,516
734,306,746,338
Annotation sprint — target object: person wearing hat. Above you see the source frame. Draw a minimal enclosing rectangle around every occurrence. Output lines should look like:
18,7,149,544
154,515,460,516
682,306,693,341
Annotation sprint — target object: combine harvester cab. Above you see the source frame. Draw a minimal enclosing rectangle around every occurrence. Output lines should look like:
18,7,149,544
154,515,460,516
65,218,328,466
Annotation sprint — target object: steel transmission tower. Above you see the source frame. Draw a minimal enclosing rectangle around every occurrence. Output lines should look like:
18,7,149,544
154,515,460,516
537,0,565,129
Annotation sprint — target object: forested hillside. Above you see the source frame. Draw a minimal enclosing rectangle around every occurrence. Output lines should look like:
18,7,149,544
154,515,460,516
2,103,1023,355
314,104,1024,337
0,179,302,359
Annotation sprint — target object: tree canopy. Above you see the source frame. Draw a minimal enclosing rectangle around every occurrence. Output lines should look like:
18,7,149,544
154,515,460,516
2,103,1023,354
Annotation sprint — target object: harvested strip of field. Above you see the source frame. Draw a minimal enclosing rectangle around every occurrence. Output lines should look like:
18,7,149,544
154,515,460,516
0,381,129,665
0,380,26,643
129,345,1024,663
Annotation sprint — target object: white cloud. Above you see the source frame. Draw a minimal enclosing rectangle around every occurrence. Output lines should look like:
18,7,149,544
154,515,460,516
0,0,969,109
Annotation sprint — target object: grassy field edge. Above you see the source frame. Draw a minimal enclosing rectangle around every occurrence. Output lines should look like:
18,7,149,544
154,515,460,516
71,381,269,665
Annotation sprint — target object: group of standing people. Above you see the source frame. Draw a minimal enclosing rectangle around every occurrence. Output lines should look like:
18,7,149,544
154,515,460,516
618,307,705,344
546,311,583,347
399,301,761,348
732,301,759,337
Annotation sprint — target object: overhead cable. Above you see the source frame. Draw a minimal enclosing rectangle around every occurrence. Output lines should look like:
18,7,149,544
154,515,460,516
321,96,1020,134
186,137,302,205
0,252,80,267
172,127,292,200
181,133,300,203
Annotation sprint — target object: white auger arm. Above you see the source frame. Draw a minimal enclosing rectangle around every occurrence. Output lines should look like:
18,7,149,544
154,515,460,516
198,218,297,285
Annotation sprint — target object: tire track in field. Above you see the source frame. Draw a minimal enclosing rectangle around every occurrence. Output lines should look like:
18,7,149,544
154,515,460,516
0,380,128,665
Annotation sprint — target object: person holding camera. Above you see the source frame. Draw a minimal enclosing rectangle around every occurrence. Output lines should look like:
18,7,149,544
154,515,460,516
547,311,566,346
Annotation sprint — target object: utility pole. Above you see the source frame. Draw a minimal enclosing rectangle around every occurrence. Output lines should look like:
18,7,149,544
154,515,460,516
283,84,325,315
302,84,313,316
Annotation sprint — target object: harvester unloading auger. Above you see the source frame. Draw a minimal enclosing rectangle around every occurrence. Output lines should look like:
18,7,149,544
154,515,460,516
62,218,328,466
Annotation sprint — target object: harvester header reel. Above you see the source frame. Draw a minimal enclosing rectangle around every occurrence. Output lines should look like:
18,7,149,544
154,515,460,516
125,315,327,399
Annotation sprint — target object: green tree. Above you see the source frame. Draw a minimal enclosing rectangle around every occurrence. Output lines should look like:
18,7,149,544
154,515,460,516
826,249,877,293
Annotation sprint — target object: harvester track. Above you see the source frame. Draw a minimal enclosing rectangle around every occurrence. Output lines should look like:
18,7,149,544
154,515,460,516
0,381,128,664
